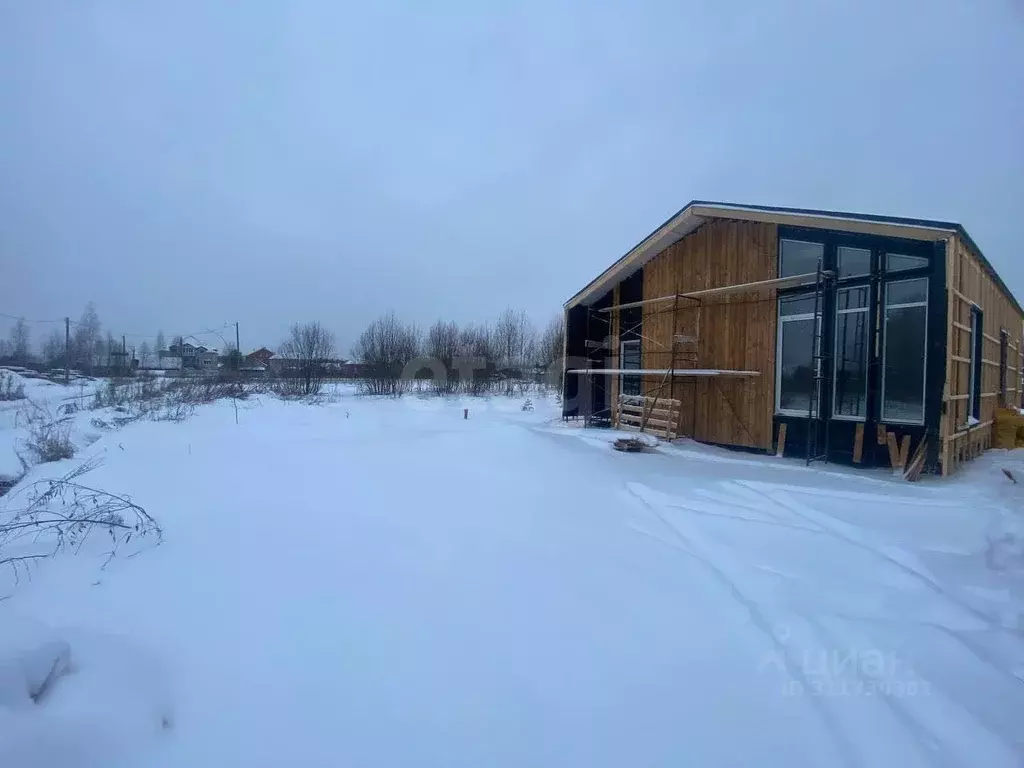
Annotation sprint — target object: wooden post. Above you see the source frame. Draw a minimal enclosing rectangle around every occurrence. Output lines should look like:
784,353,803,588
853,423,864,463
775,423,787,458
886,431,901,469
463,408,468,420
898,435,911,468
904,439,928,481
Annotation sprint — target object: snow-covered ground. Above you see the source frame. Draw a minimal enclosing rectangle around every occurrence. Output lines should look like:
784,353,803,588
1,375,1023,767
0,372,102,481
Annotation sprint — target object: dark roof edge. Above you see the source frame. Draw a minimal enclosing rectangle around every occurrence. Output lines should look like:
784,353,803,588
565,199,1023,317
689,200,1022,317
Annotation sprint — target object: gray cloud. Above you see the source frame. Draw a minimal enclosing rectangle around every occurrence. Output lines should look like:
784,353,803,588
2,0,1022,354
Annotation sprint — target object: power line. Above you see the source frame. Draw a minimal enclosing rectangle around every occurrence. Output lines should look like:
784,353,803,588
0,312,238,353
0,311,65,324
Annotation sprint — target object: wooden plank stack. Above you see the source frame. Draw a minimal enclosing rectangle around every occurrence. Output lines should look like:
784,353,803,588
617,395,682,440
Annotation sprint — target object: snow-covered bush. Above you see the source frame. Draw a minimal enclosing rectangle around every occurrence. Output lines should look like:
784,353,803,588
20,401,74,465
0,372,26,402
90,376,166,414
83,375,253,428
163,376,246,406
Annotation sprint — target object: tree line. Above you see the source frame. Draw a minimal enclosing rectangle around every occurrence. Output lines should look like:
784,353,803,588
1,303,111,374
268,309,564,397
0,303,222,376
351,309,563,396
2,303,566,397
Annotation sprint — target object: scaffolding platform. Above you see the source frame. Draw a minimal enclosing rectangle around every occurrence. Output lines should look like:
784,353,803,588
567,368,760,378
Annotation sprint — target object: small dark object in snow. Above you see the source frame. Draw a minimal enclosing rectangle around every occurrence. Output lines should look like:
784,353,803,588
613,437,649,453
1003,468,1017,484
521,399,534,411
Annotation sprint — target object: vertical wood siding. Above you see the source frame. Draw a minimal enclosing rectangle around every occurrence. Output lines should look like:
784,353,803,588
942,235,1024,474
635,219,779,450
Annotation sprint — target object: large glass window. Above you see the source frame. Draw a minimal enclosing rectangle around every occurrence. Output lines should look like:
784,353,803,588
833,286,869,419
620,340,641,397
887,253,929,272
1000,330,1009,407
969,309,982,421
882,278,928,424
837,246,871,278
780,240,824,278
777,294,821,416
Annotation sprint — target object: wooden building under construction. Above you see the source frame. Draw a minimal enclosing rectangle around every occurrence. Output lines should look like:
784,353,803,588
562,201,1024,475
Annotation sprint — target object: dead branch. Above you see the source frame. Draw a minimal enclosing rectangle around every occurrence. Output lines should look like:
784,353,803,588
0,460,161,593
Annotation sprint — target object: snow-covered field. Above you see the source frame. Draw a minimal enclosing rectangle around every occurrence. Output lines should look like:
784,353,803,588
1,374,1023,767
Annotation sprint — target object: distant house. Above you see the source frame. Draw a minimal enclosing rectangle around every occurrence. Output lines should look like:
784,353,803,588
168,342,204,358
166,342,218,370
247,347,275,365
197,350,219,369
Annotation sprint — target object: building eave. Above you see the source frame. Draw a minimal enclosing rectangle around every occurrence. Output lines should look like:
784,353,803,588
564,200,1021,317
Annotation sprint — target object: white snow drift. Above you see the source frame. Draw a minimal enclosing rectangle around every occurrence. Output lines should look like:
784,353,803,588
0,377,1022,767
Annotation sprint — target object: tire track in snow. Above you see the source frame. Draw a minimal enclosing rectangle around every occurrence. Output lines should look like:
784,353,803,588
735,482,1024,763
620,481,862,768
741,482,1013,634
801,614,957,768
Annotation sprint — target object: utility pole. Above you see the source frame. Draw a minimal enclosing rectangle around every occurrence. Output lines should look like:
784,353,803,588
235,321,240,370
64,317,70,385
122,335,127,377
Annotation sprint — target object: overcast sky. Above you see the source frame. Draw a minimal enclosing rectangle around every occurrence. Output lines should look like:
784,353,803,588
2,1,1022,355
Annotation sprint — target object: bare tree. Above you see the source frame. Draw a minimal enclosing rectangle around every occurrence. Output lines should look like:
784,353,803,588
278,321,335,396
352,312,421,396
72,302,101,374
9,318,30,365
424,320,460,394
218,341,242,371
457,323,496,395
493,308,537,394
41,329,64,369
155,330,166,353
538,314,566,390
104,332,117,369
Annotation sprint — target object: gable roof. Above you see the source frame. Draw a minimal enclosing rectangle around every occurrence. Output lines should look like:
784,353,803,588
564,200,1020,315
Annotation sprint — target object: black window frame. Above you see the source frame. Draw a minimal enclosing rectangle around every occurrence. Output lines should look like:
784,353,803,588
776,227,938,429
832,284,871,420
776,292,822,416
999,329,1009,407
880,276,930,426
970,306,983,421
620,339,642,398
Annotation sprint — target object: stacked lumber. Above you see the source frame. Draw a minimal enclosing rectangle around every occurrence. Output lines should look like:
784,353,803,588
616,395,681,440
